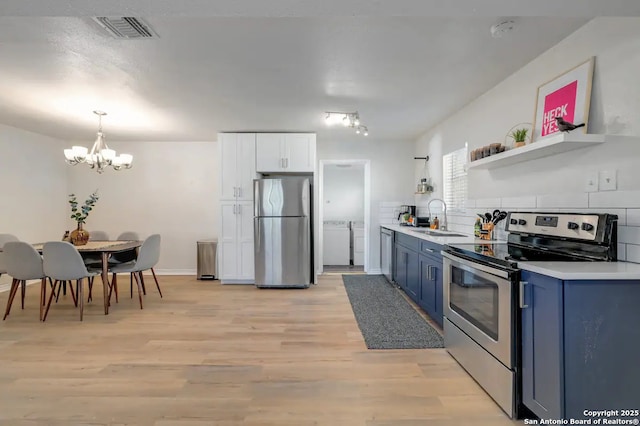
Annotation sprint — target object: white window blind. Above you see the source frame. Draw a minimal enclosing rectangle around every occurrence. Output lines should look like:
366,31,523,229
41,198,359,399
443,146,468,211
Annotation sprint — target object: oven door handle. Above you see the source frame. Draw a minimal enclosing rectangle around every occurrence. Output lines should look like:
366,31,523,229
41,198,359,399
519,281,529,309
442,251,510,280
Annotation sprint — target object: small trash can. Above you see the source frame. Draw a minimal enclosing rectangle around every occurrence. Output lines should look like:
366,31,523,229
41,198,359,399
197,239,217,280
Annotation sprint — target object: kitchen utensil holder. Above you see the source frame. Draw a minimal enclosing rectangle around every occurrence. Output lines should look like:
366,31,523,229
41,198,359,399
480,223,495,240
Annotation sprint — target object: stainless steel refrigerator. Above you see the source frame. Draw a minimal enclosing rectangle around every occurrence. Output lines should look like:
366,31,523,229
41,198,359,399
254,177,311,288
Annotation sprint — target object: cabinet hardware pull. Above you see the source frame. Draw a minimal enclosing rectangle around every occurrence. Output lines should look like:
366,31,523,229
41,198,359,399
423,247,434,253
233,204,237,214
519,281,528,309
238,187,242,198
285,158,289,169
427,265,432,281
238,204,242,215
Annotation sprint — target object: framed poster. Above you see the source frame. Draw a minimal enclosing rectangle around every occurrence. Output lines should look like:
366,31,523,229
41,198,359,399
531,57,594,142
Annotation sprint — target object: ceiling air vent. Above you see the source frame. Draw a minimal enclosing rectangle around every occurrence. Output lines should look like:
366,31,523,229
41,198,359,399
92,17,158,39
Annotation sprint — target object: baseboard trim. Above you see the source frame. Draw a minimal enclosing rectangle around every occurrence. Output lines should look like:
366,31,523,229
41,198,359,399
367,268,382,275
151,269,196,276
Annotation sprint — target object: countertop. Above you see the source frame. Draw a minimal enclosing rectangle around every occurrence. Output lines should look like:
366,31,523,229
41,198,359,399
381,224,479,245
518,261,640,280
382,224,640,280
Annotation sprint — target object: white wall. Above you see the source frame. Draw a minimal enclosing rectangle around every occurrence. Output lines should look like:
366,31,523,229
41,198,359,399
67,141,218,273
415,18,640,262
323,165,364,221
318,137,416,272
0,124,68,285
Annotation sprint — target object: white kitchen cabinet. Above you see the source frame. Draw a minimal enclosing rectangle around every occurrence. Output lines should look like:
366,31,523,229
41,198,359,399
256,133,316,173
219,133,256,201
218,200,254,283
218,132,257,283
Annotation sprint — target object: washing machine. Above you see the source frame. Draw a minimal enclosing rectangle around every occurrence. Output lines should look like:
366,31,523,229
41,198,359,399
323,220,350,265
351,221,365,266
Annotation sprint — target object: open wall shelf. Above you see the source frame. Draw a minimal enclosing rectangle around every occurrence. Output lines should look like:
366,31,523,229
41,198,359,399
467,133,606,170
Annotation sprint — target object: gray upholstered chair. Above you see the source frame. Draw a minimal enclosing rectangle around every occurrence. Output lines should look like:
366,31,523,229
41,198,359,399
82,231,110,267
106,231,141,302
2,241,48,321
0,234,20,279
42,242,100,321
109,234,162,309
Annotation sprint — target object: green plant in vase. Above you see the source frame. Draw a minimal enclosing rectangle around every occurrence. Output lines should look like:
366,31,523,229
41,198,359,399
68,190,99,246
510,128,529,148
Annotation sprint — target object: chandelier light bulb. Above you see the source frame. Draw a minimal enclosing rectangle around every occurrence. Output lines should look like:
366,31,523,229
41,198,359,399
355,128,360,134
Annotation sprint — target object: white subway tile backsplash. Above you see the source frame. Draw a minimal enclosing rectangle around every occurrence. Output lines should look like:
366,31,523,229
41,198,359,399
464,199,477,208
625,244,640,264
618,226,640,244
501,196,537,209
617,244,627,261
627,209,640,227
474,198,501,208
589,191,640,208
536,193,589,209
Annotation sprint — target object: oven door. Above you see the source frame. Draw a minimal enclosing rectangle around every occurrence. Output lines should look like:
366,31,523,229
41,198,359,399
442,252,514,369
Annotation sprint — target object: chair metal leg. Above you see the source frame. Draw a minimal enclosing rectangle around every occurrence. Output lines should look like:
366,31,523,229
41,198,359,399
68,280,78,307
151,267,162,298
3,279,20,320
40,278,47,321
132,271,144,309
130,273,133,299
139,272,147,295
20,280,26,310
78,278,84,321
110,273,119,303
108,273,117,305
43,281,60,322
88,277,93,303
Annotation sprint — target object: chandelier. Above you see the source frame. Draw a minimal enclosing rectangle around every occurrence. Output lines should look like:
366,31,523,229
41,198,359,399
64,111,133,173
325,111,368,136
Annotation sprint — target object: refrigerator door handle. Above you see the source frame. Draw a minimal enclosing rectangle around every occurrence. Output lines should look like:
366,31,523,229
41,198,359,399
238,204,242,215
285,158,289,169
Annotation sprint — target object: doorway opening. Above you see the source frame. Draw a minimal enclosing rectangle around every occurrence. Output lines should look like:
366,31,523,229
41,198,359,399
318,160,371,275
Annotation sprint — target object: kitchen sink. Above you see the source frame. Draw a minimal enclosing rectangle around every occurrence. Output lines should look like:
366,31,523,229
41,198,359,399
412,229,468,237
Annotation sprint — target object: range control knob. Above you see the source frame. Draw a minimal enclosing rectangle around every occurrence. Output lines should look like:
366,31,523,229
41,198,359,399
518,219,527,226
510,218,518,225
567,222,579,230
581,223,594,232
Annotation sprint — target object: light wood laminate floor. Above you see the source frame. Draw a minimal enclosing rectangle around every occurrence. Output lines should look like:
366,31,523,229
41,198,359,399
0,275,522,425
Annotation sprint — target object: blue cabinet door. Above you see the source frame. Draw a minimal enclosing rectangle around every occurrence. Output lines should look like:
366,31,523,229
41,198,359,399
418,253,443,327
419,255,436,315
521,271,564,419
394,244,407,290
405,248,419,302
432,258,443,327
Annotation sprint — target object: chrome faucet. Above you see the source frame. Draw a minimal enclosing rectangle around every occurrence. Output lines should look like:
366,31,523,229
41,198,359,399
427,198,447,230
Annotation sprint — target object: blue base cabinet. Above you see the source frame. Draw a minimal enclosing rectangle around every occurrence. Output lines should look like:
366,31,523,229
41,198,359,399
418,252,443,327
521,270,640,420
393,232,443,326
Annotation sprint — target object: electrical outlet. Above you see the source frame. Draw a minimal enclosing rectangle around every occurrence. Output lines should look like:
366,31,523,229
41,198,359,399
585,172,599,192
599,170,617,191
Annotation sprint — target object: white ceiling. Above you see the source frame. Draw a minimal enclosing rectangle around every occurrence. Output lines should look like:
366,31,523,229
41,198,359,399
0,1,638,142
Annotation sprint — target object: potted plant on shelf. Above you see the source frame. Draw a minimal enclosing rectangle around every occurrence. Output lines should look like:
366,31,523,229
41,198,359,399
68,190,99,246
510,128,529,148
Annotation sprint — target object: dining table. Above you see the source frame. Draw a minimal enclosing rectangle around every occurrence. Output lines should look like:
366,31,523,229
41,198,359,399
29,240,143,315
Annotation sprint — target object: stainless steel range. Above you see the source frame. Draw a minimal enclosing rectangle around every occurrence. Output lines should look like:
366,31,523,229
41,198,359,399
442,212,618,419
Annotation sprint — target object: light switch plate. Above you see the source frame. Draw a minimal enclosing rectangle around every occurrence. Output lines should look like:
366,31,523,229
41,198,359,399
599,170,617,191
585,172,599,192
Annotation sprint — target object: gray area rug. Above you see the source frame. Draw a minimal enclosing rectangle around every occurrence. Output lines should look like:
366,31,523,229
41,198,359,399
342,274,444,349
